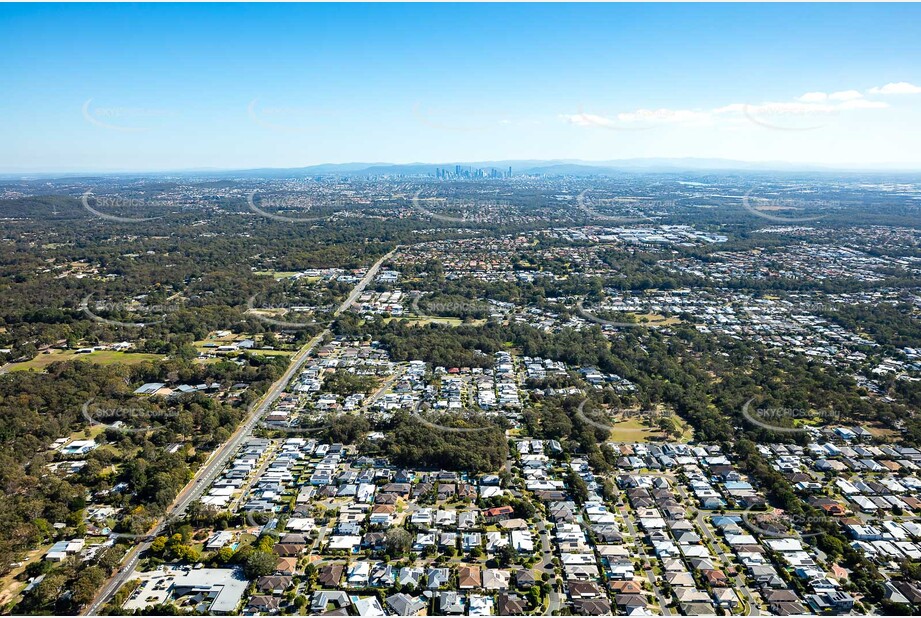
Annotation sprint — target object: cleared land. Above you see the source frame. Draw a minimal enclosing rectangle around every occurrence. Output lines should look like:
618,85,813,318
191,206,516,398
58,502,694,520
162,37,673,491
253,270,302,279
6,350,162,372
606,414,693,443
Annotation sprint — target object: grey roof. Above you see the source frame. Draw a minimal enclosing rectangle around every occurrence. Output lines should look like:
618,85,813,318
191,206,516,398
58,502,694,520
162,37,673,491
386,593,426,616
171,567,249,614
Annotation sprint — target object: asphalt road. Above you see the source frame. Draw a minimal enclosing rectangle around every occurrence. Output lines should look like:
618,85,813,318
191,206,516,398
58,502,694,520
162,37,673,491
535,519,554,575
358,365,404,414
619,504,673,615
84,247,398,615
694,509,761,616
544,590,562,616
644,471,762,616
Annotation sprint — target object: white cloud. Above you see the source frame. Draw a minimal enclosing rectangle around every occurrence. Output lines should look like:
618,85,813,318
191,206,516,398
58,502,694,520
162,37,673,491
562,108,710,129
797,90,862,103
829,90,863,101
838,99,888,110
748,101,835,116
567,81,908,131
712,103,746,114
798,92,828,103
561,113,617,128
616,108,710,124
868,81,921,95
717,101,837,117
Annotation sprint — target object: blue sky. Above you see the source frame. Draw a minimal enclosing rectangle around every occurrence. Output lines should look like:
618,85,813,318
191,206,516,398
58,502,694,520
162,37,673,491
2,3,921,172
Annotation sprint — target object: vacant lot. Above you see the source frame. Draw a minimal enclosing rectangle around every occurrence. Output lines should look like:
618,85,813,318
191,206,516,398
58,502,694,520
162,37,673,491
607,413,693,443
7,350,162,372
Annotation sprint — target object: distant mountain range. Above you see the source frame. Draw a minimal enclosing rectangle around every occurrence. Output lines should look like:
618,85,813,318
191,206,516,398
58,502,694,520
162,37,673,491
236,158,913,177
5,158,921,178
194,158,921,178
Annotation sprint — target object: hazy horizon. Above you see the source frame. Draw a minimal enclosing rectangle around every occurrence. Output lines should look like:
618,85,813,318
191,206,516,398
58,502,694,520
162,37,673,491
5,156,921,177
3,3,921,172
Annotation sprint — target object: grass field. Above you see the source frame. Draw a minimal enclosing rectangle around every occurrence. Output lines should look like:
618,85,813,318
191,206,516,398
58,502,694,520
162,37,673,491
606,417,664,442
7,350,162,372
0,544,49,608
248,349,295,357
66,424,110,441
192,331,295,358
866,425,901,440
632,312,682,326
253,270,301,279
194,331,252,346
606,414,693,443
194,357,224,364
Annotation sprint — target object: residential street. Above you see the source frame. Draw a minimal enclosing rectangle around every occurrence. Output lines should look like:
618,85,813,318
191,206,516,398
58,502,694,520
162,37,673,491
85,247,398,615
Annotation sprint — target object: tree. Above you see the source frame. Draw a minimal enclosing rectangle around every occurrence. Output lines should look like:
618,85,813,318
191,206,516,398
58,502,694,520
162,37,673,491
174,544,201,563
566,469,589,505
385,529,412,557
511,498,536,521
304,562,319,591
150,535,168,555
327,414,371,444
31,572,67,608
244,550,277,579
97,545,126,572
72,566,106,606
527,584,541,608
497,544,517,568
383,411,507,472
657,416,680,439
